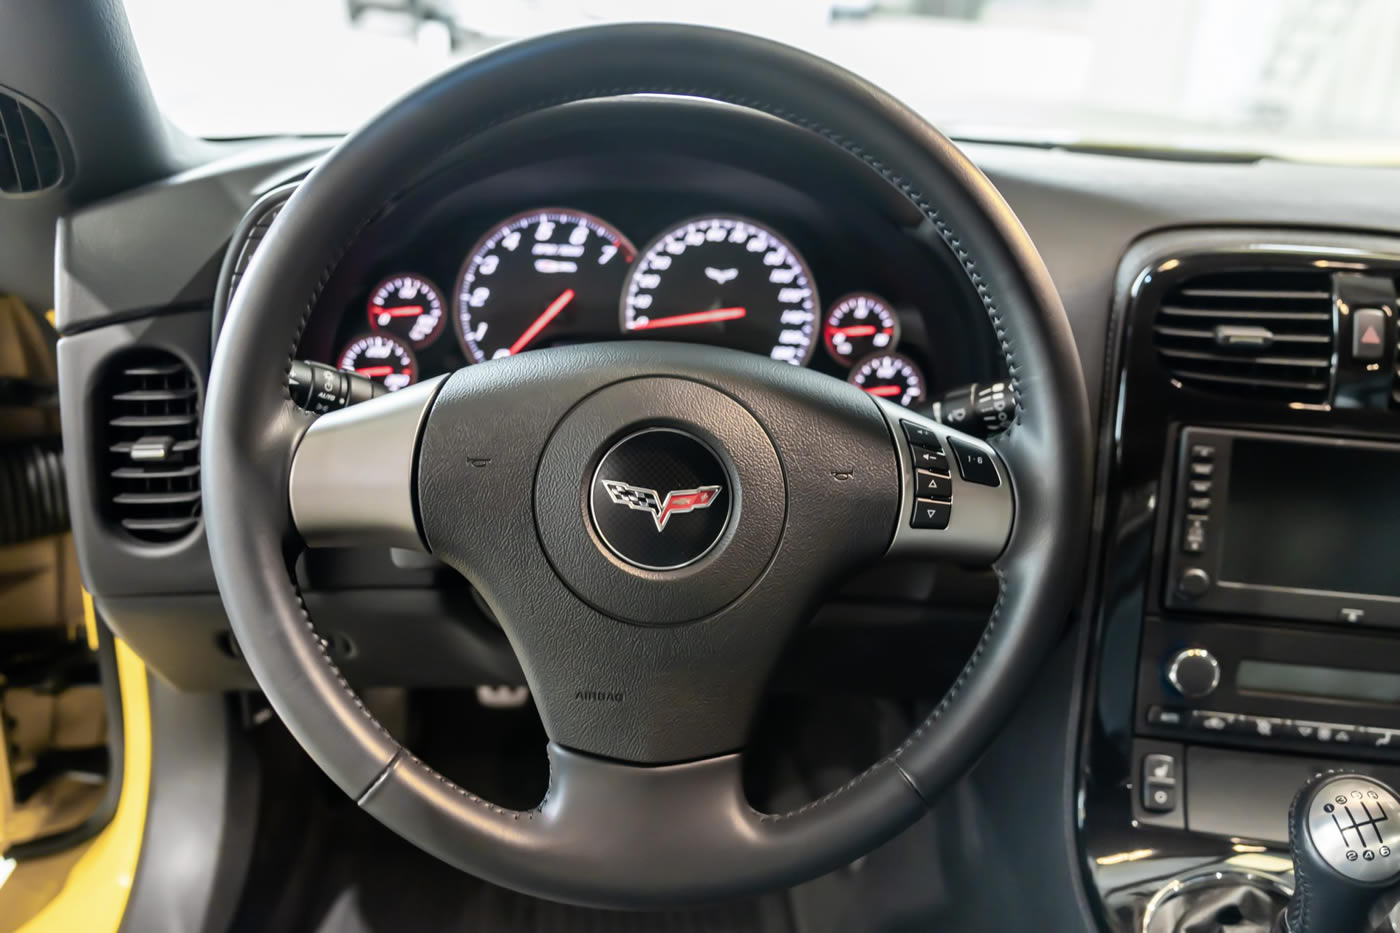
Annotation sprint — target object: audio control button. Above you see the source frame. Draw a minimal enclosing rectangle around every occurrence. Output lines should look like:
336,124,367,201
1183,517,1207,554
1191,710,1233,733
1362,727,1398,749
1168,648,1221,698
1147,705,1187,728
1177,568,1211,598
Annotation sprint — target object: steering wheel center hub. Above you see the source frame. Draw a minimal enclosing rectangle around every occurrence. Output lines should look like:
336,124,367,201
533,375,784,625
590,428,732,571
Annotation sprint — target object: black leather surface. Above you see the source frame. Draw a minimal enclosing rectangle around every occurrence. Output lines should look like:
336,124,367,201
202,22,1090,906
1285,771,1398,933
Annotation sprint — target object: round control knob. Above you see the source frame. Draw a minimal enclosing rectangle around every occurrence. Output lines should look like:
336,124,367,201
1279,773,1400,933
1177,567,1211,598
1167,648,1220,698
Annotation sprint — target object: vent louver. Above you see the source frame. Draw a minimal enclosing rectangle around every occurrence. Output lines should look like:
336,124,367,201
1152,269,1335,403
0,90,62,194
101,351,201,542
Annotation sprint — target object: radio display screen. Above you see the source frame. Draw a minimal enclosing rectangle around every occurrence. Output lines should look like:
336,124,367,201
1221,438,1400,598
1238,660,1400,705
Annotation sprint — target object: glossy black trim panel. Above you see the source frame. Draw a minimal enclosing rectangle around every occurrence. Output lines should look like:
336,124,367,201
1078,228,1400,932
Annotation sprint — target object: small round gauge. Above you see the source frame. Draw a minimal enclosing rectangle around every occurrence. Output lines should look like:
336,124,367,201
367,274,445,348
337,334,418,392
848,351,926,408
455,209,636,364
823,292,900,365
621,216,818,365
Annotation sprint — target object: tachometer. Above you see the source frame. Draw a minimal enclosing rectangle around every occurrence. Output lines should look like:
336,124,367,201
367,273,445,348
337,333,418,392
454,209,636,364
620,216,818,365
848,351,926,408
823,292,899,365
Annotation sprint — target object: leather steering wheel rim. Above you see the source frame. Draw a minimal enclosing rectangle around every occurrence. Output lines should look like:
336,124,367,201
204,23,1091,908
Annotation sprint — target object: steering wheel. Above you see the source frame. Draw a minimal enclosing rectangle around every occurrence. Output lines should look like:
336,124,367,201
204,23,1090,908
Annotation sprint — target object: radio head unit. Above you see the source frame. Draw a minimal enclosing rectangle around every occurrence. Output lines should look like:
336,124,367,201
1165,427,1400,626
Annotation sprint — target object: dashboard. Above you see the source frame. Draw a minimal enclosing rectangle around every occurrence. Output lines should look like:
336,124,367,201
51,87,1400,933
291,134,998,413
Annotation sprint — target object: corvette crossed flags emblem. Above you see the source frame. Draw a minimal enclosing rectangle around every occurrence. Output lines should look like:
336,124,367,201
600,480,723,532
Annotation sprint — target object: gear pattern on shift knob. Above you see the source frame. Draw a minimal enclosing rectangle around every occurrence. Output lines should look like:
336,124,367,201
1306,776,1400,884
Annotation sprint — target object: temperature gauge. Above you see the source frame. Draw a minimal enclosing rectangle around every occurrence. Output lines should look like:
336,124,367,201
823,292,899,365
337,334,418,392
848,351,926,408
368,274,445,349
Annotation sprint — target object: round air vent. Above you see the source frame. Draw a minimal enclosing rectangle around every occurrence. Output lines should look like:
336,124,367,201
0,87,64,195
100,349,201,542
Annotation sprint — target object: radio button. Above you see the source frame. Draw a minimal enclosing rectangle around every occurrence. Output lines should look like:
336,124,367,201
1190,709,1233,732
1286,721,1322,741
1147,705,1187,728
1186,496,1212,514
1188,479,1212,495
1362,727,1399,749
1189,462,1215,478
1168,648,1221,697
1183,518,1207,554
1176,568,1212,599
1230,714,1285,738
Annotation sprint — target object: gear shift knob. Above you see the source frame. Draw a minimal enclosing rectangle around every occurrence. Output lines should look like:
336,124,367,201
1279,773,1400,933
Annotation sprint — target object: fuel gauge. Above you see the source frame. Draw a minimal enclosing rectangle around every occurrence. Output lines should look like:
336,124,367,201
848,351,926,408
823,292,899,365
337,334,418,392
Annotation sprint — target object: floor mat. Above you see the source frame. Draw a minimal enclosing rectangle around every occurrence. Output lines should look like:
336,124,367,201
230,698,791,933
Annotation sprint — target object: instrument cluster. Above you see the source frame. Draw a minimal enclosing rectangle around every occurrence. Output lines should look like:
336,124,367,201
320,204,946,410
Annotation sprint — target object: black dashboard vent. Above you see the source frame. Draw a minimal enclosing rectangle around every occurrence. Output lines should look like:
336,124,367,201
100,350,201,542
0,89,62,194
1152,269,1335,403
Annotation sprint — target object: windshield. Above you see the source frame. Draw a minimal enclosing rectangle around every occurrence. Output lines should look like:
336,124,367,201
123,0,1400,164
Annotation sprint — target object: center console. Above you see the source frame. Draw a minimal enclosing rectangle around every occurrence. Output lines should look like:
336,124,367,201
1080,229,1400,933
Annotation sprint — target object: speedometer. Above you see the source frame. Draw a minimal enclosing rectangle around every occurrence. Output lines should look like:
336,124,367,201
454,209,636,364
620,216,818,365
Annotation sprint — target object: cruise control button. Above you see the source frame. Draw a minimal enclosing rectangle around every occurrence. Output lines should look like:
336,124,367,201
901,420,942,450
910,444,949,473
915,469,953,500
948,437,1000,486
911,499,951,529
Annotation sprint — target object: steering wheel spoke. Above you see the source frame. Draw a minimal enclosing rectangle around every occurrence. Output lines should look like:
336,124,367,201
874,401,1014,567
288,375,446,551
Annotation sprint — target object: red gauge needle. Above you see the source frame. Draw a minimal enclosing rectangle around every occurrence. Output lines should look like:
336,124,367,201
864,385,904,397
630,307,747,330
509,288,575,354
378,305,424,317
356,366,396,377
829,324,879,338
